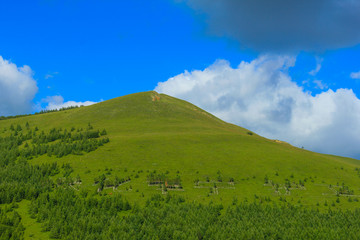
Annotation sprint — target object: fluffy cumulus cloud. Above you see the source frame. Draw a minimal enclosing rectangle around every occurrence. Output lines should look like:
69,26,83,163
155,56,360,159
0,56,38,116
43,95,97,110
185,0,360,52
0,56,97,115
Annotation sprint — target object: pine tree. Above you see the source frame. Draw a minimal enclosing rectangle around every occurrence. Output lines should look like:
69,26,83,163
101,129,107,136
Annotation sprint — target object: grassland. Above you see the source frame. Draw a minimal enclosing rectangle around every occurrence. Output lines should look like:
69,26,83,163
1,91,360,238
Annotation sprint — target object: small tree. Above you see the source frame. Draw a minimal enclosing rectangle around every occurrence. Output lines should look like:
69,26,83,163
264,175,269,184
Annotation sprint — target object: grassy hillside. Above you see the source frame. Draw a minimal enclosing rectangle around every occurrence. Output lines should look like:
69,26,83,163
2,90,360,210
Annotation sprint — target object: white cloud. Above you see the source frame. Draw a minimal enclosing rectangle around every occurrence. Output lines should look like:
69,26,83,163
0,56,98,116
45,71,59,79
313,80,327,90
45,74,54,79
0,56,38,116
155,55,360,159
309,57,323,76
43,95,97,110
350,71,360,79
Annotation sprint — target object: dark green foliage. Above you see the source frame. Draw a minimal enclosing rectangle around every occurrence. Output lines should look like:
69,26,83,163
27,126,109,158
264,175,269,184
29,188,131,240
0,125,108,204
62,163,73,177
1,125,109,161
100,129,107,136
0,160,56,204
94,174,131,190
147,171,182,188
337,183,354,195
0,207,25,240
28,192,360,240
0,129,59,204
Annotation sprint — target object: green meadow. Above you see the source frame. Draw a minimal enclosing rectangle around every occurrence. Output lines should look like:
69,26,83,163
2,91,360,239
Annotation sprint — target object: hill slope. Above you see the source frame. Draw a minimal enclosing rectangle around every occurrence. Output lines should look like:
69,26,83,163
2,91,360,210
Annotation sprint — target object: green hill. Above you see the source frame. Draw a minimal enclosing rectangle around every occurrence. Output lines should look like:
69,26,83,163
2,91,360,239
2,91,360,207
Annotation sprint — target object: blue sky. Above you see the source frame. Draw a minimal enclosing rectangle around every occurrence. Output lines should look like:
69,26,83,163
0,0,254,105
1,0,360,159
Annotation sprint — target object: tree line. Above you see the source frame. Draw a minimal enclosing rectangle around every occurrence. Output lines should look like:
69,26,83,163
0,105,80,121
25,191,360,240
1,123,109,160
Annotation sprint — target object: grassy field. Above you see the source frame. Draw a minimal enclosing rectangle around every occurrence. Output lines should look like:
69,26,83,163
2,91,360,233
